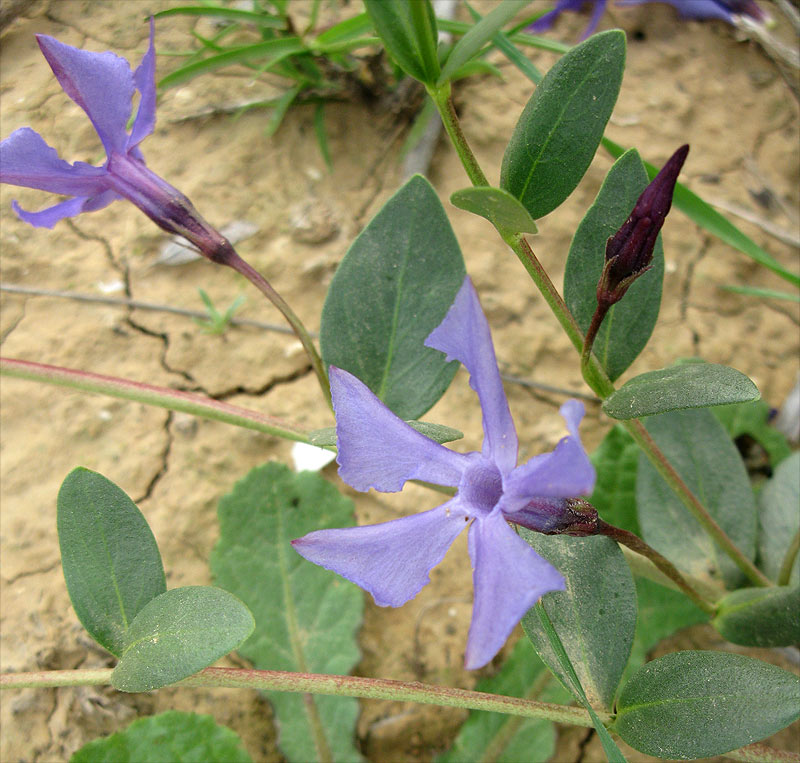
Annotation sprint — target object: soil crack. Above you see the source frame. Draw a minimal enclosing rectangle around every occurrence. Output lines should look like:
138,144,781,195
3,560,60,585
213,363,313,401
134,411,173,505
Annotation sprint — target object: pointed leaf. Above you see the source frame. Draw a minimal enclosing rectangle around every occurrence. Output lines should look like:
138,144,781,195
636,409,757,588
320,174,465,419
615,651,800,759
603,363,760,419
111,586,254,692
69,711,252,762
564,149,663,381
210,463,363,762
520,533,636,711
438,1,525,85
758,451,800,584
500,30,625,219
57,468,166,657
437,639,570,763
450,186,538,234
308,419,463,448
714,585,800,647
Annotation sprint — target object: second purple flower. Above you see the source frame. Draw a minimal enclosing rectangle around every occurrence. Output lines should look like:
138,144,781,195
293,277,596,669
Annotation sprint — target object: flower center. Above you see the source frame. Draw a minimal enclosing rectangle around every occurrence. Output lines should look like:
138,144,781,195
459,459,503,516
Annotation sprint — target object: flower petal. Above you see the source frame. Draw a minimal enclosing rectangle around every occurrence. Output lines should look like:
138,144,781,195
0,128,110,196
12,189,118,228
499,400,595,514
425,277,517,474
127,18,157,150
291,500,469,607
465,511,564,669
36,33,134,155
331,366,469,492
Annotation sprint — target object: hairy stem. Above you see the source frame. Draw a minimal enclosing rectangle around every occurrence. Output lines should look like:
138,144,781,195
0,667,603,727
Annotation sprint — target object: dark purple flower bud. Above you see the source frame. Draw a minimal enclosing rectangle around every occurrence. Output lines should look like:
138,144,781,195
511,497,599,536
597,144,688,309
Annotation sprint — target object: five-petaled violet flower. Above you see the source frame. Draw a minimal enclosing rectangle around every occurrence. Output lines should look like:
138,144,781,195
0,20,234,264
292,277,597,670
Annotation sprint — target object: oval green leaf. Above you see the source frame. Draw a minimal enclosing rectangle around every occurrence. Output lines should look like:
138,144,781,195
603,363,760,420
57,468,166,657
564,148,663,381
713,586,800,647
758,451,800,584
615,651,800,759
520,533,636,711
320,174,465,419
70,711,252,763
111,586,255,692
210,463,364,762
500,30,625,220
636,409,757,588
450,186,538,234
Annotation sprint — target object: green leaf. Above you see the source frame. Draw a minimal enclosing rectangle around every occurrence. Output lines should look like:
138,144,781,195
158,38,306,90
111,586,255,692
500,30,625,219
320,175,465,419
450,186,538,234
589,425,640,535
69,711,252,763
602,136,800,288
154,6,284,28
314,13,373,46
758,452,800,584
624,578,707,685
57,468,166,657
520,533,636,711
603,363,760,420
210,464,363,762
564,148,663,381
614,651,800,759
636,409,757,588
308,419,463,448
438,0,525,85
713,585,800,647
713,399,792,468
363,0,439,85
437,639,569,763
722,284,800,302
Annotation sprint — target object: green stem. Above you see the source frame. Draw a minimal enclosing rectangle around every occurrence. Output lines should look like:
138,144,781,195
777,528,800,586
598,520,716,614
580,303,608,378
622,418,772,588
0,357,312,444
0,667,602,727
428,85,771,589
227,253,331,407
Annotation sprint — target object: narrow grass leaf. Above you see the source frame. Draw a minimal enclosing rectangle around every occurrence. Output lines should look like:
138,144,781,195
111,586,254,692
210,463,363,762
320,174,465,419
57,468,165,657
70,711,252,762
154,6,283,27
615,651,800,759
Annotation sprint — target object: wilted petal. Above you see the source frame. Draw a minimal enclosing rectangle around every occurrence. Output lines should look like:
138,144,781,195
499,400,595,514
128,18,157,149
12,189,118,228
425,277,517,474
331,366,469,492
36,33,134,155
291,499,469,607
465,510,565,669
0,128,109,196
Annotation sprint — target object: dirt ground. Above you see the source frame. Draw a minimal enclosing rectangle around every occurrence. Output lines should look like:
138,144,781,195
1,1,798,761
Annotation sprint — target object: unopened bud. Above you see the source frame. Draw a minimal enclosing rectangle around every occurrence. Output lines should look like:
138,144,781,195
597,144,689,309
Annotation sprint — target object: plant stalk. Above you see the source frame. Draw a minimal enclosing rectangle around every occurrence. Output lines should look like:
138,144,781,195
777,528,800,586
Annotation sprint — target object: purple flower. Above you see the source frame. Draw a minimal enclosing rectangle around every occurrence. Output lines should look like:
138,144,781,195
528,0,608,41
0,20,234,263
616,0,766,23
292,277,596,669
